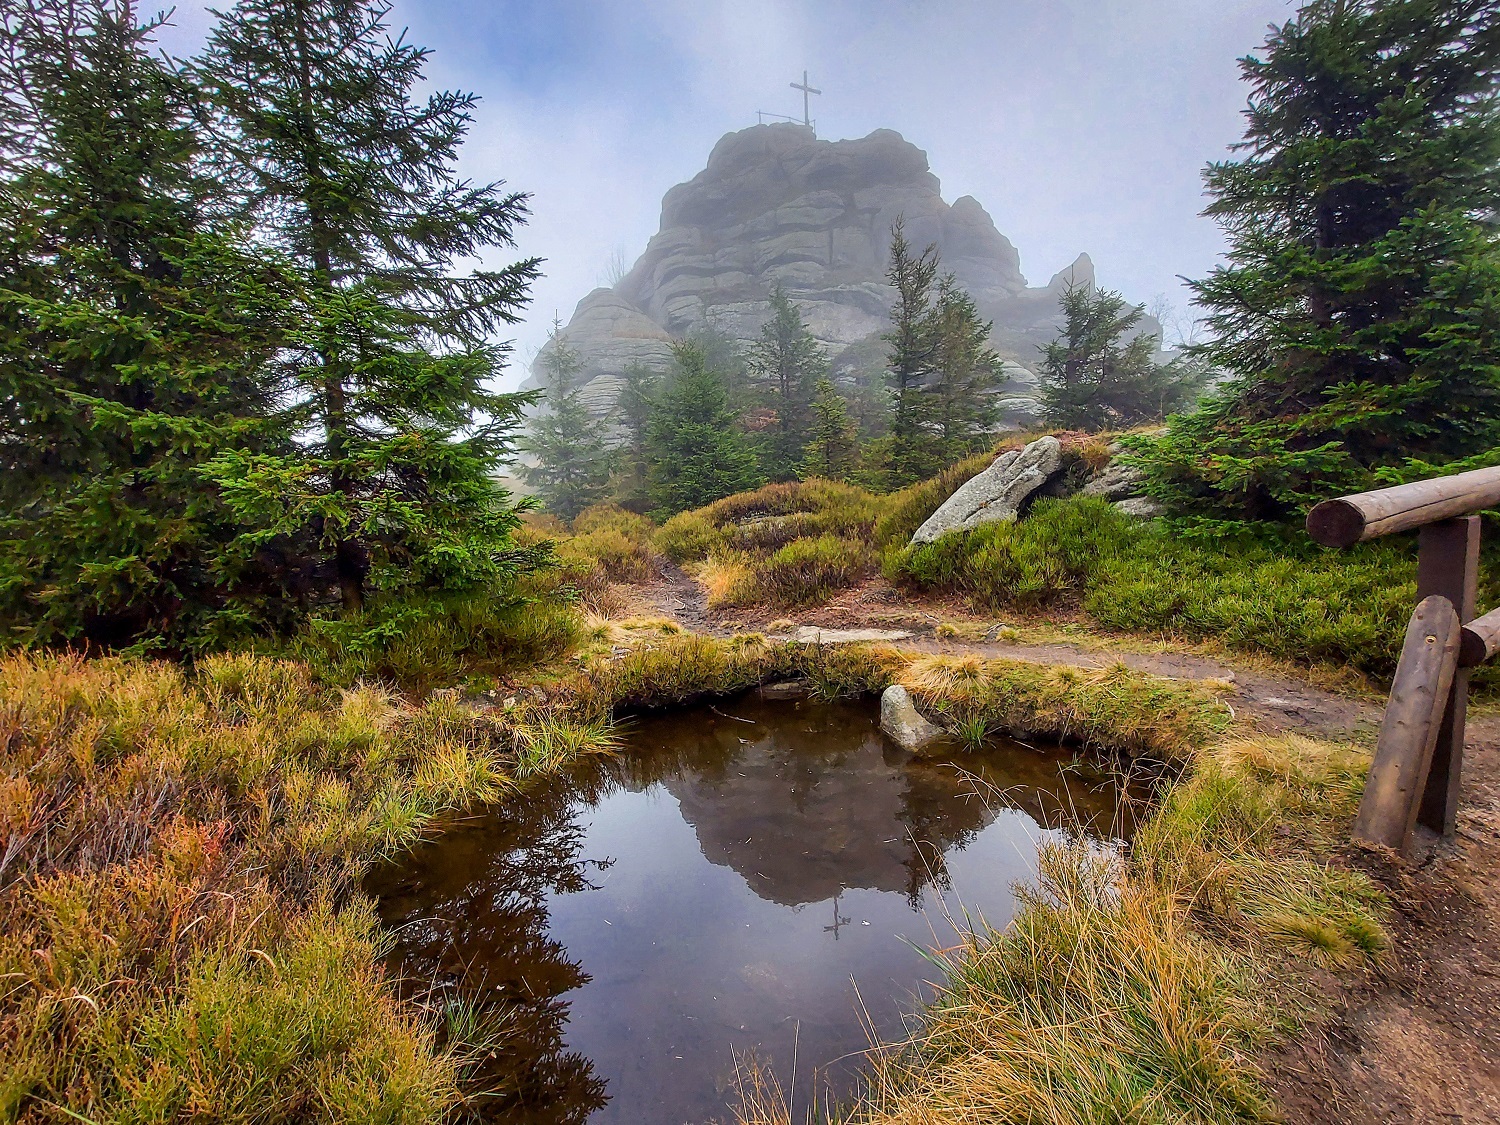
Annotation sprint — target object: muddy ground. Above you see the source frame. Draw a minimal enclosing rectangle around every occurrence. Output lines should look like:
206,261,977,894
616,562,1500,1124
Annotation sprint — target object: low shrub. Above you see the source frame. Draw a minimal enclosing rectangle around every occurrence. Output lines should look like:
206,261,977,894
757,535,874,607
890,495,1471,679
563,504,659,584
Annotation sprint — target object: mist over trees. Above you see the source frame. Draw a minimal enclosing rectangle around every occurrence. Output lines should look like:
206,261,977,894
1038,286,1205,431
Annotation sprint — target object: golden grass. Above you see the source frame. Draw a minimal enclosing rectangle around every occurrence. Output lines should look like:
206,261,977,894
0,651,615,1123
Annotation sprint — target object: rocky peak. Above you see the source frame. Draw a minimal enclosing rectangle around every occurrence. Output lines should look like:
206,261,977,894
526,123,1129,431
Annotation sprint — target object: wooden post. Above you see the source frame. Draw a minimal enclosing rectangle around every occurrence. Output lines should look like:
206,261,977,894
1414,517,1479,835
1352,595,1462,854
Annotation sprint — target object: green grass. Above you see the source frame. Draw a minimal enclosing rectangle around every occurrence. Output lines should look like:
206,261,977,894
891,494,1478,679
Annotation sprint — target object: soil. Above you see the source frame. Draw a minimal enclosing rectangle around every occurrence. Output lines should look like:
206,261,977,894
609,566,1500,1124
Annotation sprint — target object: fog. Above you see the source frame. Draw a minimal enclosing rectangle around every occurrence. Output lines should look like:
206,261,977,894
157,0,1295,385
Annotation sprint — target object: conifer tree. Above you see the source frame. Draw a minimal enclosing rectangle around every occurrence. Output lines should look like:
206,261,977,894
749,285,827,479
1135,0,1500,519
646,342,761,518
521,325,614,522
195,0,542,611
881,218,942,486
613,361,658,511
0,0,290,651
931,276,1003,458
1039,285,1204,431
800,378,860,482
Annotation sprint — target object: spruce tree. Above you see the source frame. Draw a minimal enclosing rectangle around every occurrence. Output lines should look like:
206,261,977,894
881,218,942,486
195,0,542,611
646,342,761,518
613,361,658,512
1135,0,1500,520
800,378,860,482
749,285,826,479
1039,285,1204,431
931,275,1003,458
521,325,614,522
0,1,290,651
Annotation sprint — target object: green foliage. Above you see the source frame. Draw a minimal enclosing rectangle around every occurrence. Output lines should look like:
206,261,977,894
893,495,1448,677
521,324,615,521
749,286,828,480
0,2,293,653
1038,284,1205,430
195,0,543,611
645,341,762,518
878,221,1003,487
1134,0,1500,519
611,361,658,511
800,377,861,482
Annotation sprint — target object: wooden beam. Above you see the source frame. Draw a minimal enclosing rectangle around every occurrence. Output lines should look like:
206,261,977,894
1352,594,1462,854
1460,605,1500,666
1306,465,1500,547
1415,518,1478,835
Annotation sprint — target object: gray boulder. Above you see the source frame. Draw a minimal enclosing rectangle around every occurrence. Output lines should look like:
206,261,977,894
909,436,1064,546
1114,496,1164,519
879,685,945,753
1081,459,1145,501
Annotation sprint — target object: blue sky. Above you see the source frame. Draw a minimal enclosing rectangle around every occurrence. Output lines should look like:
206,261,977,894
159,0,1297,386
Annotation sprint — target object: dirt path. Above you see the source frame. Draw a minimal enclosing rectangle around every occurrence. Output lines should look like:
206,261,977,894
614,565,1500,1123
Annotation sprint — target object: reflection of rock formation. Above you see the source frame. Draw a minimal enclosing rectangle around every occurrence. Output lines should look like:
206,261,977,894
524,123,1138,432
658,697,997,907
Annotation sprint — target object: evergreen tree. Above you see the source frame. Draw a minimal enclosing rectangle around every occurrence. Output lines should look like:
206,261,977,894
748,285,826,479
1135,0,1500,520
611,361,658,512
0,1,291,651
931,275,1003,457
880,218,943,486
1038,285,1204,431
521,325,614,522
800,378,860,482
195,0,543,611
646,342,761,518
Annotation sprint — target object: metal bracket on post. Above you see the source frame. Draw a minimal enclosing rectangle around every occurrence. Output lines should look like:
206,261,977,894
1415,516,1480,835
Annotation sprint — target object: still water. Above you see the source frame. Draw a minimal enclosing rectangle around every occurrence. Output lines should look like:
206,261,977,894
369,692,1136,1124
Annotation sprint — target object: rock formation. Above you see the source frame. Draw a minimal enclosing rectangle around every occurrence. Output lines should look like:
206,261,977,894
910,436,1064,544
525,123,1128,433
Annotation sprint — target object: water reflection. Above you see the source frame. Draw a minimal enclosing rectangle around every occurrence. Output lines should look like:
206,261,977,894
369,693,1136,1124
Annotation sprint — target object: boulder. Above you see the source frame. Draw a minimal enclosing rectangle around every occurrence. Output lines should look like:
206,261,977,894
909,436,1064,545
879,685,945,753
1114,496,1164,519
793,626,912,644
1081,459,1146,501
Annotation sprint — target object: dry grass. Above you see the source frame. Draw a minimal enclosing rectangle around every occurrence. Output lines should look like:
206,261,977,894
0,652,615,1123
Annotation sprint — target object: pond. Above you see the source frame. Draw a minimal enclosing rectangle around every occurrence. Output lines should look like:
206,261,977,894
368,691,1141,1124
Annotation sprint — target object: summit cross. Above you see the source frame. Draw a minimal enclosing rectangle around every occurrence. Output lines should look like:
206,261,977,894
790,70,821,129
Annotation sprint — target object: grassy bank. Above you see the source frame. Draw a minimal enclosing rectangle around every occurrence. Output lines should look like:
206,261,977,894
616,439,1492,680
0,651,614,1122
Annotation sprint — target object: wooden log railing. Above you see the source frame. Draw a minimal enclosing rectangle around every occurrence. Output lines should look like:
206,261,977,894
1307,467,1500,855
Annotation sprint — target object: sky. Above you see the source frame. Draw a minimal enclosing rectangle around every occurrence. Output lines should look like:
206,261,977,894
157,0,1297,388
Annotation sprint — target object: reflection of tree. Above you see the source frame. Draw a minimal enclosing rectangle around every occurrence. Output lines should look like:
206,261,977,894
367,771,611,1124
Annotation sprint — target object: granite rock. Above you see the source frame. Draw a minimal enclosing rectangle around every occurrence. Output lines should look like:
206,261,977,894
879,684,945,753
523,124,1139,434
910,436,1065,545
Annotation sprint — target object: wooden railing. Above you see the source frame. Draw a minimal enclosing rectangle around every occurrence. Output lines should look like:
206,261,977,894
1307,465,1500,855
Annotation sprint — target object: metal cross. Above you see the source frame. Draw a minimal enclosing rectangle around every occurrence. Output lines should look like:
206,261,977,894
790,70,821,129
